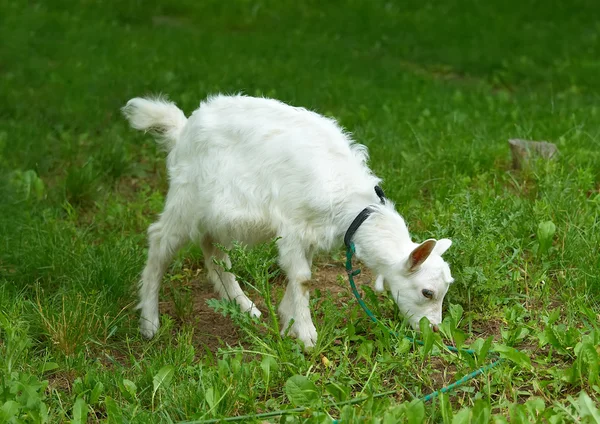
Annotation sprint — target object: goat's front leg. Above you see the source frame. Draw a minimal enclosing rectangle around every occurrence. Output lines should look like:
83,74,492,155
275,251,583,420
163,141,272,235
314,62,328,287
278,243,317,349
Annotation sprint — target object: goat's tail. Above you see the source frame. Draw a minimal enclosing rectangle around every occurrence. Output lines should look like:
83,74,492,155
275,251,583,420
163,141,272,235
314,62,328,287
122,96,187,151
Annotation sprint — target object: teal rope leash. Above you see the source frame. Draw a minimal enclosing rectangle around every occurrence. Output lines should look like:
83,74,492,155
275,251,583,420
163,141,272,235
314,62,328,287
345,242,503,403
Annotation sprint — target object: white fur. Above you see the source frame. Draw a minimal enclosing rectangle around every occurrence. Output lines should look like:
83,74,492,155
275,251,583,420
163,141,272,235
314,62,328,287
123,94,454,348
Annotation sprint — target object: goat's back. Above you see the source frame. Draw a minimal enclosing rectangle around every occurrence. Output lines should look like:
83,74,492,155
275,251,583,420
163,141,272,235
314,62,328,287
168,95,380,248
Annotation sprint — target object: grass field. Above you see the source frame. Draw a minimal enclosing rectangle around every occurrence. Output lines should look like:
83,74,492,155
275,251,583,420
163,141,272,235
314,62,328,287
1,0,600,422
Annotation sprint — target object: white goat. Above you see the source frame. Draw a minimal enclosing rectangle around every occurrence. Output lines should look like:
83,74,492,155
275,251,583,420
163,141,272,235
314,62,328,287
122,94,454,348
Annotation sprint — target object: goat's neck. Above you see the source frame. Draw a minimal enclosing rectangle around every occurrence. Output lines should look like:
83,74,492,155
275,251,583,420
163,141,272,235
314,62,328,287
347,206,413,273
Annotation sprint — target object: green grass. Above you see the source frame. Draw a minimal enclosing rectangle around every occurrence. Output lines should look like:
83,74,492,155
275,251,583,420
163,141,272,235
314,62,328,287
1,0,600,422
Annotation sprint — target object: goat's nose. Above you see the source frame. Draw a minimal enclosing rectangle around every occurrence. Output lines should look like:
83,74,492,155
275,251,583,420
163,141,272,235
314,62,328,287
431,324,439,333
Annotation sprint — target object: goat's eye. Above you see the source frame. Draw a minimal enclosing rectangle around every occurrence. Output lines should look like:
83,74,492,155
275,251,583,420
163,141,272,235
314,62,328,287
422,289,434,299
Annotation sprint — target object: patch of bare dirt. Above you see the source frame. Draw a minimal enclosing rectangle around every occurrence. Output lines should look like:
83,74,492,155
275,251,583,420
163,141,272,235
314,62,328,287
161,277,245,353
311,257,376,298
469,317,504,341
428,356,460,389
46,369,78,393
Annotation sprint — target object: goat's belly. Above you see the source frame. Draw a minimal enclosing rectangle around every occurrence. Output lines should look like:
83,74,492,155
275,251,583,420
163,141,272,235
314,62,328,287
204,218,277,247
199,203,341,252
230,227,277,246
203,218,339,252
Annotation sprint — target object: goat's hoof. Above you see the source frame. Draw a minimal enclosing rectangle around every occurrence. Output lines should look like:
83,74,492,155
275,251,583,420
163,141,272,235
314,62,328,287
247,305,262,318
299,334,317,351
301,338,316,351
294,324,318,351
140,317,159,339
235,297,261,318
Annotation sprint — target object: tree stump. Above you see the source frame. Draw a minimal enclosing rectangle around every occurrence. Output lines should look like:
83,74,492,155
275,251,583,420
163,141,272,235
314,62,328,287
509,139,558,169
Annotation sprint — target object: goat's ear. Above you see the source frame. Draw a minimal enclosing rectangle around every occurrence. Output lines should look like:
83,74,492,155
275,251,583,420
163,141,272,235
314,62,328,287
406,239,436,272
433,238,452,256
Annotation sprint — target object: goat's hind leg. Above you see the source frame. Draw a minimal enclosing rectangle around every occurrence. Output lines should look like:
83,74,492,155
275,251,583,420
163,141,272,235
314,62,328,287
201,237,261,318
138,215,189,338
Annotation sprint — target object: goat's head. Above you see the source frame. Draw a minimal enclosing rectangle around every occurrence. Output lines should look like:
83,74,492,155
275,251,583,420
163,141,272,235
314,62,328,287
379,238,454,331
